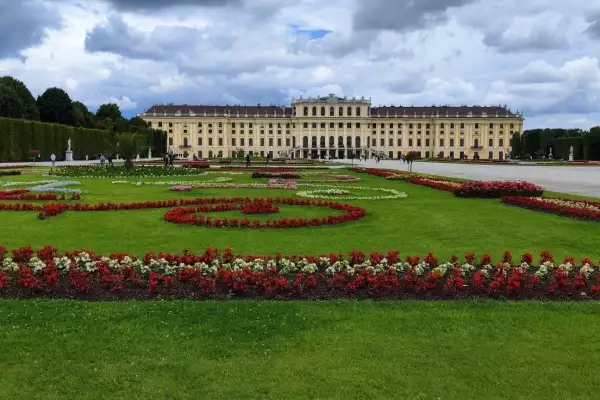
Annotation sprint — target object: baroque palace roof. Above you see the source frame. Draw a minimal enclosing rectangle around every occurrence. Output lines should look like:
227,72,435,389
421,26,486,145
141,104,522,118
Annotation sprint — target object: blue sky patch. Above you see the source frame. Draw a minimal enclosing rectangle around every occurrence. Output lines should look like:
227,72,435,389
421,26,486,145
290,24,332,39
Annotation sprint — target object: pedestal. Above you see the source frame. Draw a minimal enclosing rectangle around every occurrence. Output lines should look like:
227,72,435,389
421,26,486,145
65,151,73,161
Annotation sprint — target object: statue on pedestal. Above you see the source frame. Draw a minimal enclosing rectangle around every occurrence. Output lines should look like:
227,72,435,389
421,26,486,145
548,146,553,160
569,146,574,162
65,137,73,161
67,138,71,151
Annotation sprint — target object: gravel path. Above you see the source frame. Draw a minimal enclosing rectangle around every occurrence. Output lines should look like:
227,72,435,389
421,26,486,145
337,159,600,197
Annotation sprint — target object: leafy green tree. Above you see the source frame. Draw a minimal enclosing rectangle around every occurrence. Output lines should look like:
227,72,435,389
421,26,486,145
510,132,522,159
405,151,420,173
117,133,142,169
0,84,25,118
37,87,74,125
96,103,122,122
0,76,39,120
72,101,98,128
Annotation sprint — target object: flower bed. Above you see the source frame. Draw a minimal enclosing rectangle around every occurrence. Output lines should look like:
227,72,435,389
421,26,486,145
112,177,233,186
0,171,21,176
406,177,462,192
0,165,33,170
242,199,279,214
163,198,366,229
0,189,80,201
170,182,297,191
29,181,86,194
348,168,397,178
252,172,301,179
502,197,600,221
296,184,408,200
182,161,210,169
454,181,544,198
0,247,598,300
50,166,209,178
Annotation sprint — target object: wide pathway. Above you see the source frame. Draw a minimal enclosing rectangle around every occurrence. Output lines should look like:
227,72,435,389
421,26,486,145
337,159,600,197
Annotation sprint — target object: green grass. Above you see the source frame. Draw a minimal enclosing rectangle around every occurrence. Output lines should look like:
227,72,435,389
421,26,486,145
1,169,599,259
0,300,599,400
2,168,600,399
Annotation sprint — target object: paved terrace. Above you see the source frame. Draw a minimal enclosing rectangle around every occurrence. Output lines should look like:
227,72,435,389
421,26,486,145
336,159,600,198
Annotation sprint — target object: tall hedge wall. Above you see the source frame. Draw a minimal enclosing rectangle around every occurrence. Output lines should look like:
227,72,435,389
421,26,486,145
0,117,165,162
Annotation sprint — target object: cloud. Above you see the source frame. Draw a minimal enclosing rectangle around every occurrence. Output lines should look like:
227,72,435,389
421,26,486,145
99,0,240,11
585,12,600,39
353,0,475,32
0,0,62,59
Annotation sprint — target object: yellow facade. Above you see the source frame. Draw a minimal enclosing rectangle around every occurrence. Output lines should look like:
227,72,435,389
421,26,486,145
138,94,524,160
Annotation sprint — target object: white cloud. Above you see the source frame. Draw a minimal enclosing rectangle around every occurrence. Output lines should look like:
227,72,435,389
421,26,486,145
1,0,600,127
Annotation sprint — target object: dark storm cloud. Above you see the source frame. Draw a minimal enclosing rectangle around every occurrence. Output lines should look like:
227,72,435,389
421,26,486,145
0,1,62,59
585,13,600,39
483,29,569,53
353,0,475,32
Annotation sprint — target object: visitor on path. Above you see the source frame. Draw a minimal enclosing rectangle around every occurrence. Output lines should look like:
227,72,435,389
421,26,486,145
169,153,175,167
100,154,106,166
50,153,56,167
246,154,251,167
107,154,113,166
266,154,270,166
163,154,169,167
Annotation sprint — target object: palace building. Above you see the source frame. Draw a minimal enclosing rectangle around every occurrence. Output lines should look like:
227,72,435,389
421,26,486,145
138,93,524,160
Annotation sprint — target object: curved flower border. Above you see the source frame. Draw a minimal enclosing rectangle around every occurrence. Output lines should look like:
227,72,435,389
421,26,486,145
29,181,87,194
113,177,234,186
295,184,408,200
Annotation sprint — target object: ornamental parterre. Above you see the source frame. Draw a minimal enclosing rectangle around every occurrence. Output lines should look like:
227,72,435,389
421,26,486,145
50,165,210,178
0,247,599,300
502,196,600,222
0,196,366,228
295,184,408,200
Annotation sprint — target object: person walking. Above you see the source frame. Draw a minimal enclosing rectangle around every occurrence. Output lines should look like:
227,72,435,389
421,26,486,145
50,153,56,167
246,154,251,168
169,153,174,167
164,154,169,167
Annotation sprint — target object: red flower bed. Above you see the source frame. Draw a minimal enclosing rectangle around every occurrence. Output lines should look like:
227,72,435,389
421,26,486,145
0,197,366,228
242,199,279,214
164,198,365,229
0,247,598,300
454,181,544,198
348,168,397,178
182,161,210,169
0,165,33,170
0,190,80,201
502,197,600,222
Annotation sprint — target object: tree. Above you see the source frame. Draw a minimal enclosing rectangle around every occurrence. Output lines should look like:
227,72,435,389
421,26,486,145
37,87,74,125
117,133,141,169
72,101,97,128
96,103,122,122
0,76,39,120
0,84,25,118
405,151,420,173
510,132,522,159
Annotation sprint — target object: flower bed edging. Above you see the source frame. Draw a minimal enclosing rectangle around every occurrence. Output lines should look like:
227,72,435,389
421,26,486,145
0,247,598,300
502,196,600,222
295,184,408,200
455,181,544,198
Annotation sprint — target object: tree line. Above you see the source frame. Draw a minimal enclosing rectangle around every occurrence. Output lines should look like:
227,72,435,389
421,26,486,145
511,127,600,161
0,75,165,162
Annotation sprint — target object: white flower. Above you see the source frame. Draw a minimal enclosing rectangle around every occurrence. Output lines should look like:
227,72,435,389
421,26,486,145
2,257,19,272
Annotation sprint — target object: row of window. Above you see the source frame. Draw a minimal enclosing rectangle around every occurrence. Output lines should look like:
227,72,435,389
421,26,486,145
300,106,363,117
170,136,504,148
158,120,518,130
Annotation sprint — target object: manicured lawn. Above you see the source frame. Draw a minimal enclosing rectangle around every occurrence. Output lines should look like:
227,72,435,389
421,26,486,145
0,169,598,259
2,167,600,399
0,300,598,400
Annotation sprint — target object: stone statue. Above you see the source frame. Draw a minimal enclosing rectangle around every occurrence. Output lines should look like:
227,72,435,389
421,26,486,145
67,138,71,151
65,138,73,161
548,146,553,159
569,145,574,162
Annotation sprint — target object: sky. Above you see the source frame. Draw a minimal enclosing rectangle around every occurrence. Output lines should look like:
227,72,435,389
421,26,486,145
1,0,600,129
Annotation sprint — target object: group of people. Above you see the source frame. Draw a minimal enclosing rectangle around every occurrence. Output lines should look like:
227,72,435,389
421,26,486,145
98,154,114,166
163,153,175,167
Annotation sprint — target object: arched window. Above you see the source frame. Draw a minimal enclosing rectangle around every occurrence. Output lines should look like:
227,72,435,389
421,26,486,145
321,106,326,116
330,106,334,116
329,136,335,147
312,106,317,116
356,107,361,116
320,136,326,148
311,136,317,148
183,137,188,147
338,136,344,147
339,107,344,117
347,136,352,147
347,107,352,116
474,139,479,148
355,136,361,148
303,136,309,148
303,106,308,116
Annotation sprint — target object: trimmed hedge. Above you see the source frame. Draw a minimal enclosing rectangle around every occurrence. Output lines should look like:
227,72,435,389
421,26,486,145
0,118,166,162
